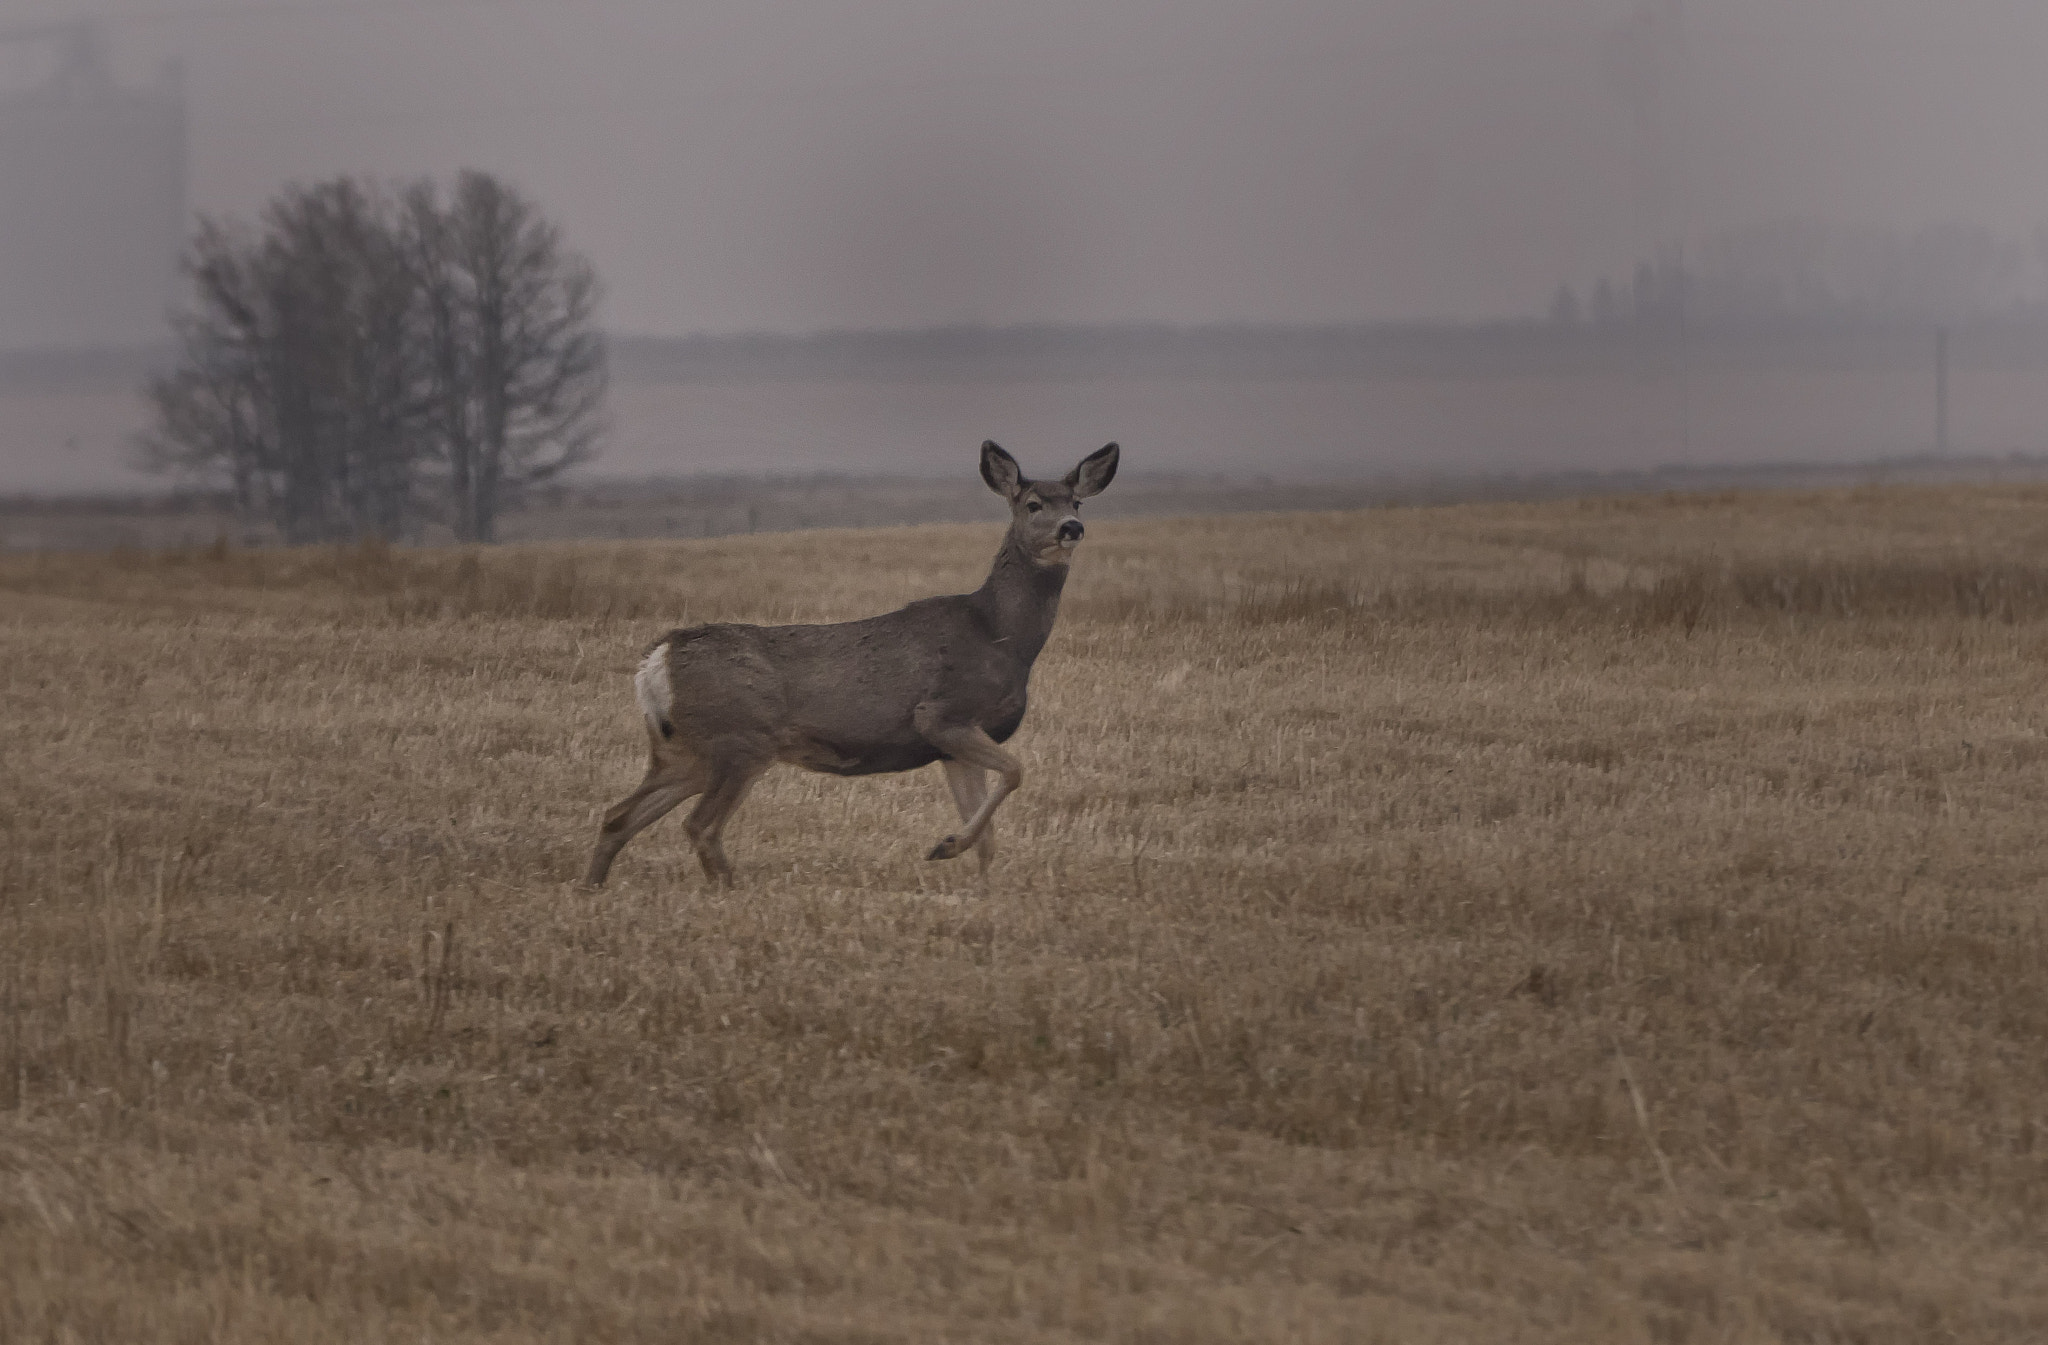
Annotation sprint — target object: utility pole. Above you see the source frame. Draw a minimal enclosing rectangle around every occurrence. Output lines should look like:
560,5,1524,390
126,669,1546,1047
1935,326,1950,458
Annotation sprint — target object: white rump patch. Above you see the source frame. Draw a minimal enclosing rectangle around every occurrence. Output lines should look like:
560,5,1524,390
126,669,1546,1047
634,642,673,731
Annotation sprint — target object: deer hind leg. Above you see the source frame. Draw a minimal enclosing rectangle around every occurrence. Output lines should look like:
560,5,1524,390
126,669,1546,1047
920,723,1021,862
683,760,768,888
585,755,708,887
941,758,995,882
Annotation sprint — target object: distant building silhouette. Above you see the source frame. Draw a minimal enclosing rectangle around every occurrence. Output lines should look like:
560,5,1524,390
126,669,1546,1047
0,21,186,351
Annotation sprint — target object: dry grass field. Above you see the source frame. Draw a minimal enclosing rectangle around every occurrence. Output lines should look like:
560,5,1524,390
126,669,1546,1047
5,486,2048,1342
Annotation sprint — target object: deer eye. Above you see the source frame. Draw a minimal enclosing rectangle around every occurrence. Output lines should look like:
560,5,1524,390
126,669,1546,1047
1025,500,1043,513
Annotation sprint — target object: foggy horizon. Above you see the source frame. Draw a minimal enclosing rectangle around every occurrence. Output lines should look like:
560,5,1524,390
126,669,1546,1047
10,1,2048,339
13,1,2048,499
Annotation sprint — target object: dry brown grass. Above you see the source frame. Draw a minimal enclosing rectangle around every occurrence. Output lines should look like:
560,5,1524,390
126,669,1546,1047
6,485,2048,1342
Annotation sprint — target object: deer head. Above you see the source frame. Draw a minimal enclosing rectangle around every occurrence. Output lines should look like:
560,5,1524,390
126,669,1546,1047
980,440,1119,568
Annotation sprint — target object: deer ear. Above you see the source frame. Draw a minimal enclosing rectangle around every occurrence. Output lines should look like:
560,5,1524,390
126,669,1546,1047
1065,442,1119,498
980,440,1025,501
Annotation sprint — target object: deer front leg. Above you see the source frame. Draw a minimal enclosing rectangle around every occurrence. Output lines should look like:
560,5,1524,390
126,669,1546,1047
941,757,995,883
917,718,1021,862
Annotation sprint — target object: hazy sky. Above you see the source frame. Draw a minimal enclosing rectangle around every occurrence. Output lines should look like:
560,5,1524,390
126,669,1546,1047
18,0,2048,333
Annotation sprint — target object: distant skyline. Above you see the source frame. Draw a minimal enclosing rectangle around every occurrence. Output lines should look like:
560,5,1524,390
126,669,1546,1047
12,0,2048,338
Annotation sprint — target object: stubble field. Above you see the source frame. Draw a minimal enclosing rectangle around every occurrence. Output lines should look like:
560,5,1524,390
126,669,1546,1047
4,486,2048,1342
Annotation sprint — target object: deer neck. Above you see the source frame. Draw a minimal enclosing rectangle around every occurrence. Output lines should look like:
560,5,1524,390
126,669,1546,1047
976,534,1070,663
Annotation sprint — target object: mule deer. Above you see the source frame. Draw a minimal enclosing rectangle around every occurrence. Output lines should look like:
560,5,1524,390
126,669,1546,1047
584,440,1119,887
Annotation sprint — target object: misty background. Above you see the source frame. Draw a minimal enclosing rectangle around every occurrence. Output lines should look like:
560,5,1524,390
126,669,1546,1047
8,0,2048,498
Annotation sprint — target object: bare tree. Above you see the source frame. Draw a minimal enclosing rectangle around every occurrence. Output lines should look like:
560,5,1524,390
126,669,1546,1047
143,218,272,523
407,171,606,544
266,179,423,542
147,180,426,543
146,171,604,545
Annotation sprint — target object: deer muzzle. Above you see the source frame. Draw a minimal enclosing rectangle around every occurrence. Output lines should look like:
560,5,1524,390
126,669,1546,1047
1057,518,1084,545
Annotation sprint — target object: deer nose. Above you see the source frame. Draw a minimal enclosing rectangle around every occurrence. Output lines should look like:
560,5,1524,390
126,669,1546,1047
1057,518,1084,543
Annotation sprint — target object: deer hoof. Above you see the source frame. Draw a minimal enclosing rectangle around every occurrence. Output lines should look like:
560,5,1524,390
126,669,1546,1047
927,835,963,861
